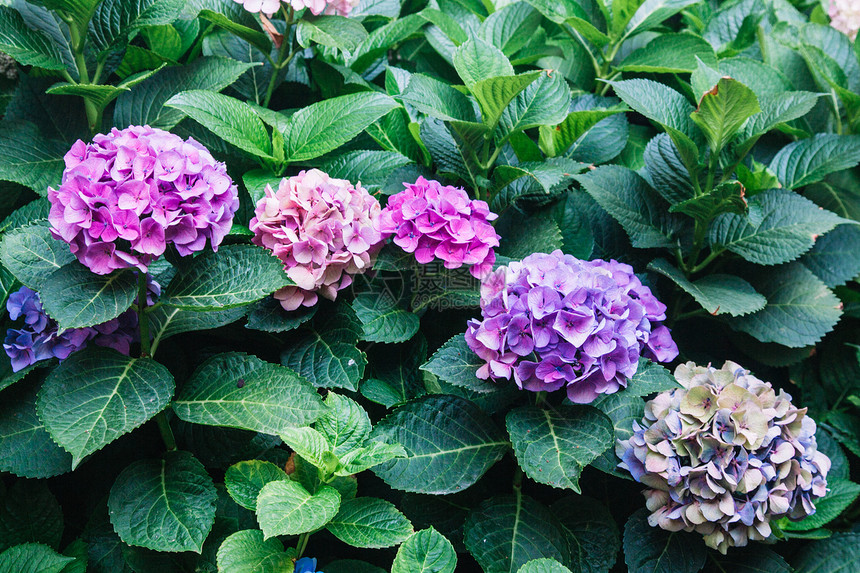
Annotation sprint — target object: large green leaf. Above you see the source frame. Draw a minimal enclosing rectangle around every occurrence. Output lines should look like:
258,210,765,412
517,560,572,573
224,460,287,511
791,532,860,572
114,56,257,129
478,3,542,56
38,264,136,329
783,479,860,531
497,71,571,140
576,165,680,249
0,6,66,70
669,181,747,223
799,224,860,288
162,245,292,310
471,72,540,129
196,8,270,53
0,480,63,551
148,305,248,349
623,509,705,573
623,0,700,39
0,380,71,479
453,38,513,86
165,90,273,159
0,543,74,573
215,530,295,573
463,494,570,573
551,496,620,573
255,481,340,538
297,15,368,53
728,263,842,348
690,77,760,153
282,92,398,162
319,150,413,193
710,547,790,573
648,259,766,316
316,392,370,457
539,108,626,158
37,348,175,468
90,0,182,56
352,290,419,343
0,122,66,195
108,451,217,553
0,221,75,291
391,528,457,573
709,189,846,266
326,497,414,549
370,395,508,494
619,33,717,73
609,79,696,138
769,134,860,189
421,334,497,393
739,91,821,141
506,405,613,491
172,352,325,434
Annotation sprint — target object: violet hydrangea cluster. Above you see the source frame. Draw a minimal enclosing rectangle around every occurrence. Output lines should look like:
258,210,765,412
232,0,359,16
250,169,383,311
465,250,678,403
294,558,322,573
48,125,239,275
617,361,830,554
380,177,500,279
3,285,151,371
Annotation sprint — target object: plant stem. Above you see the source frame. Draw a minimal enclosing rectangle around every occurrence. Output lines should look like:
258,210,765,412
513,465,524,492
67,20,101,133
296,532,311,557
155,412,177,451
262,7,295,108
138,272,152,358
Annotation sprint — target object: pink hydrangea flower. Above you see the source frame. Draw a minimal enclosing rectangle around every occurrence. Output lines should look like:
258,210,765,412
250,169,384,311
232,0,283,16
233,0,360,16
48,126,239,275
830,0,860,41
380,177,500,279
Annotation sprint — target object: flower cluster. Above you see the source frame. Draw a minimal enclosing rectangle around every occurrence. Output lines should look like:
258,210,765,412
3,285,156,371
294,558,322,573
830,0,860,41
380,177,500,279
233,0,359,16
48,126,239,275
465,251,678,403
617,361,830,553
250,169,383,311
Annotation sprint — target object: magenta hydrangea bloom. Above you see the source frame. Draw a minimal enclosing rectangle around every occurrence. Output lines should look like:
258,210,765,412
464,251,678,403
250,169,384,311
47,126,239,275
3,284,158,371
380,177,500,279
617,361,830,553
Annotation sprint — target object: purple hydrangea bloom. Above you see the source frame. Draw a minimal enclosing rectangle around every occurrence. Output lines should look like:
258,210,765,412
616,361,831,554
48,126,239,275
465,250,678,403
380,177,501,279
3,281,158,371
294,557,322,573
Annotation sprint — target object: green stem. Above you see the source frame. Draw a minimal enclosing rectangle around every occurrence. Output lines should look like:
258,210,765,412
563,26,601,79
535,391,547,408
512,465,524,492
689,248,723,274
262,8,295,108
155,412,177,451
138,272,152,358
295,532,311,558
67,19,101,133
185,23,215,64
676,309,709,322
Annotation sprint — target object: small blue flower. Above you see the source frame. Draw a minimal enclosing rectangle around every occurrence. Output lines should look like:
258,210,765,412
294,557,322,573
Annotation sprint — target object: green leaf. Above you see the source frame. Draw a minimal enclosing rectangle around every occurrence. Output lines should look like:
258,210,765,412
507,405,613,491
453,38,514,87
399,74,476,123
626,359,681,396
165,90,273,159
391,528,457,573
618,33,717,73
576,165,681,249
709,189,847,266
38,264,136,329
728,263,842,348
739,91,821,141
421,334,497,393
28,0,101,32
0,122,66,195
114,56,257,130
148,305,248,348
623,0,700,39
551,496,620,572
172,352,325,434
0,6,66,70
669,181,747,223
256,481,340,538
539,108,626,158
0,544,74,573
362,337,428,407
0,480,63,551
690,77,760,153
282,92,399,163
337,439,407,476
497,216,563,260
497,71,571,140
370,395,508,494
710,547,790,573
316,392,370,458
472,72,540,129
37,348,175,468
280,303,366,391
216,530,295,573
90,0,184,56
297,15,368,52
783,479,860,531
648,258,766,316
0,221,75,291
242,169,282,206
478,3,542,56
517,560,572,573
318,150,413,192
326,497,413,549
245,297,316,334
224,461,288,511
108,451,217,553
623,508,706,573
162,244,292,310
464,495,570,573
278,427,333,472
352,290,419,344
791,532,860,572
197,9,270,54
769,134,860,190
800,224,860,288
